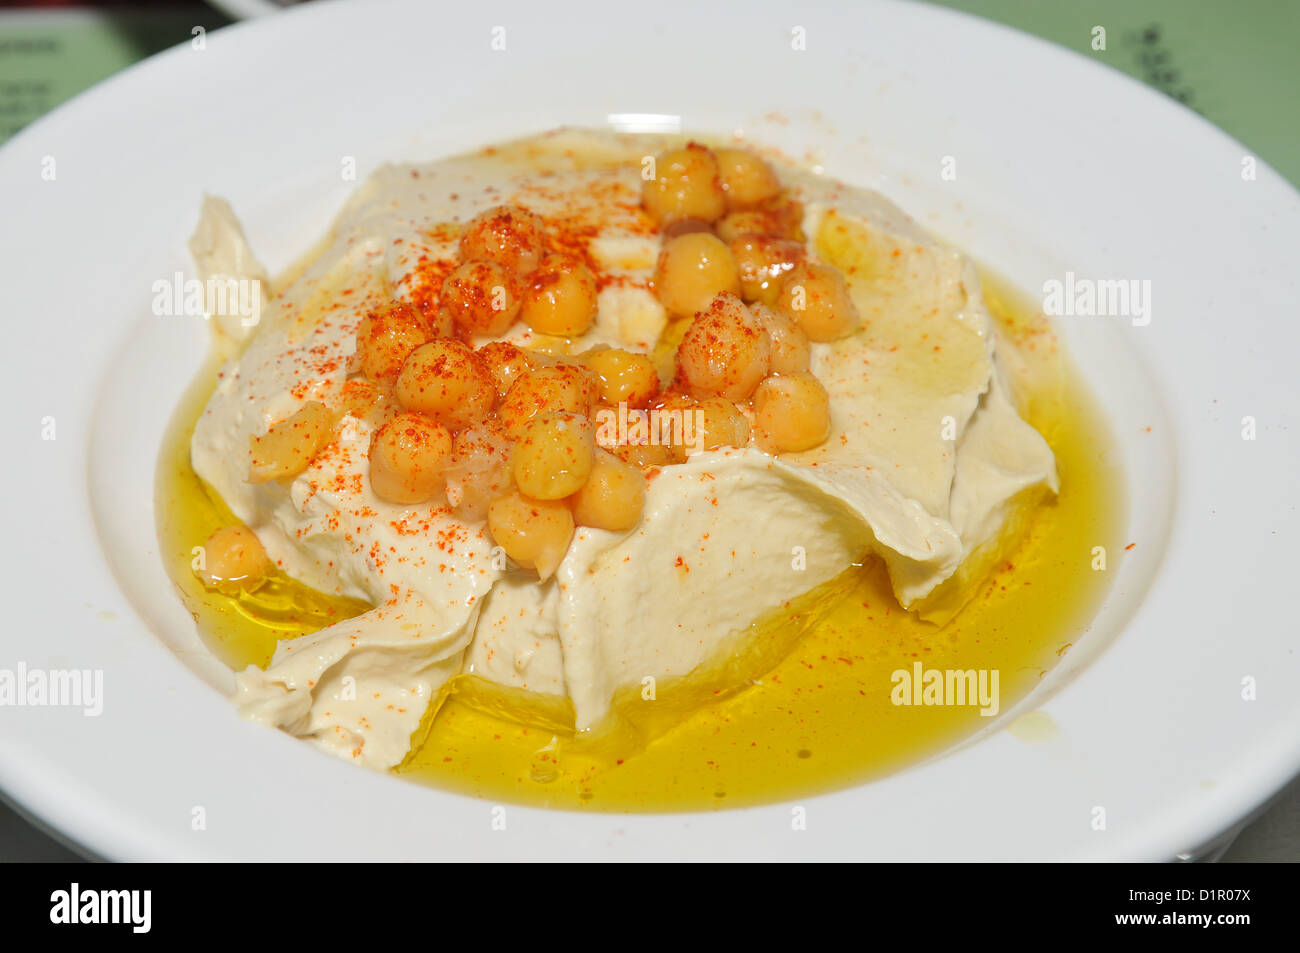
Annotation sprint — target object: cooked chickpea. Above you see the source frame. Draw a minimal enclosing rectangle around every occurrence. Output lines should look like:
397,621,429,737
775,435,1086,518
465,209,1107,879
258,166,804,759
641,143,727,225
339,378,398,430
609,441,679,469
248,400,334,484
646,391,695,463
675,292,771,401
571,450,646,531
444,421,514,521
775,261,860,342
196,525,271,593
354,302,430,383
729,235,805,306
423,303,456,339
394,339,496,430
752,373,831,453
368,412,455,504
520,254,598,336
651,389,695,412
715,199,805,243
477,341,538,398
459,205,545,275
487,491,575,580
715,148,781,210
511,412,595,500
695,396,752,451
716,210,774,244
751,302,811,374
653,232,740,319
441,260,520,336
498,364,598,438
579,346,660,407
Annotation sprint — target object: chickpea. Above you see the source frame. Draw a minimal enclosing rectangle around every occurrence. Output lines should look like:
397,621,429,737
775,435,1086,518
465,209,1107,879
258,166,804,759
368,412,455,504
695,396,752,451
478,341,538,398
647,391,695,463
579,346,660,407
609,441,679,470
499,364,598,439
641,143,726,225
716,211,773,244
653,232,740,319
751,302,811,374
339,378,399,431
441,260,520,336
715,148,781,210
752,373,831,453
571,450,646,532
354,302,430,383
775,262,860,342
445,421,514,522
459,205,545,275
520,254,598,336
651,389,695,412
394,339,496,430
422,303,456,339
487,491,575,580
196,525,271,594
729,235,805,306
715,199,805,243
675,292,771,401
511,412,596,500
248,400,334,484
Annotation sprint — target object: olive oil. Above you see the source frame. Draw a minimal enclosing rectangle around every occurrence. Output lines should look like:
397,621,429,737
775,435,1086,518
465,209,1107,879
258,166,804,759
157,276,1124,813
154,353,371,672
395,299,1123,809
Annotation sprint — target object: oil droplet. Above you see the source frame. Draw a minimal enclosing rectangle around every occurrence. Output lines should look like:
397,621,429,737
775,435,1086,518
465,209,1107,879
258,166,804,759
529,736,560,783
1007,710,1058,743
97,610,117,622
797,749,812,759
529,759,558,784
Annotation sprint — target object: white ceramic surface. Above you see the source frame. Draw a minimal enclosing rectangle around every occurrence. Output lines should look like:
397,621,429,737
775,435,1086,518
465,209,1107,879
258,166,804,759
206,0,285,20
0,0,1296,860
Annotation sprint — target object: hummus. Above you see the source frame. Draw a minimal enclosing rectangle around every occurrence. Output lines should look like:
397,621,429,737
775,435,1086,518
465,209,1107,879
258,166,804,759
188,130,1056,769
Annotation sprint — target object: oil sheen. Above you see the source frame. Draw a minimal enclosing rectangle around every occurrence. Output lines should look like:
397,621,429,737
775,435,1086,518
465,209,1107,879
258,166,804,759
157,262,1124,814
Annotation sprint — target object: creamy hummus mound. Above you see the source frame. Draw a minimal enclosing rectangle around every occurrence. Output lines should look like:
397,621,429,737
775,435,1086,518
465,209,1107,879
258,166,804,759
187,130,1056,769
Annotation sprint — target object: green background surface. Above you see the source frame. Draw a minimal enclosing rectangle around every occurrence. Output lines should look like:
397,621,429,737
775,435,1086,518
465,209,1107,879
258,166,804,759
926,0,1300,185
0,9,228,142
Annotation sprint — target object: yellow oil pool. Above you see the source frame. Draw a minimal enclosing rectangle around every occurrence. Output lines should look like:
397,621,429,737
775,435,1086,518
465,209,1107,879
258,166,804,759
156,271,1124,812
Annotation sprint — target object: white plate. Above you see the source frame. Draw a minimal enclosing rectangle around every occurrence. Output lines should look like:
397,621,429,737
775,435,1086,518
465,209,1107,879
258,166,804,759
206,0,290,20
1,0,1297,861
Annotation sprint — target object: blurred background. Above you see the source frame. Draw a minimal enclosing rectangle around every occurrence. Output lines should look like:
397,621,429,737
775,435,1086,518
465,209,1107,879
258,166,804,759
0,0,1296,861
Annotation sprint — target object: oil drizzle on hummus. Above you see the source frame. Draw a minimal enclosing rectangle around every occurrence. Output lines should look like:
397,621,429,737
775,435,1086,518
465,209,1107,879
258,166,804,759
157,275,1124,810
